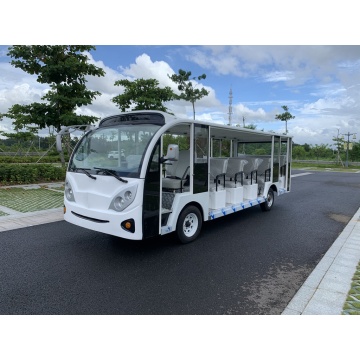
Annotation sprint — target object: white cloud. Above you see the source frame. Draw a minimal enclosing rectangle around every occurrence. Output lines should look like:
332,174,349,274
1,46,359,147
185,48,245,77
0,63,48,113
117,53,221,115
263,71,294,83
186,45,360,87
0,62,49,133
120,54,175,87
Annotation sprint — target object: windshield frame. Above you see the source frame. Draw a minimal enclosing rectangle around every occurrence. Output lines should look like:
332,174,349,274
68,123,162,179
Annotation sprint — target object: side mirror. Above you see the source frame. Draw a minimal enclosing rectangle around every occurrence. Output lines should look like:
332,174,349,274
160,156,177,165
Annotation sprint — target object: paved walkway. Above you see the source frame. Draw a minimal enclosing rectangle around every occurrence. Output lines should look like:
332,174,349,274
1,183,359,315
0,207,63,232
282,207,360,315
0,182,64,231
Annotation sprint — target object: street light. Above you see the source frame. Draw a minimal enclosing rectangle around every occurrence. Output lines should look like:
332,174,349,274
341,132,357,167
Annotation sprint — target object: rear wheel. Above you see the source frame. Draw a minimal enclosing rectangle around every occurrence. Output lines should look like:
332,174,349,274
176,205,202,244
260,188,274,212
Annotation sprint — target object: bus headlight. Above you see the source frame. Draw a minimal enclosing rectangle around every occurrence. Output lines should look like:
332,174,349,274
124,191,132,201
65,180,75,202
109,184,138,212
113,196,125,211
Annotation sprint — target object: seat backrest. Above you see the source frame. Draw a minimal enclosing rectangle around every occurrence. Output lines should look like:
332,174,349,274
226,158,248,178
164,159,178,177
210,158,228,180
176,150,190,179
257,158,271,175
243,157,263,175
164,144,180,177
165,150,190,178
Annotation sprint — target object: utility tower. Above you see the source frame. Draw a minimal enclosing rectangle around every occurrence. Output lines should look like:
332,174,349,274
228,87,233,126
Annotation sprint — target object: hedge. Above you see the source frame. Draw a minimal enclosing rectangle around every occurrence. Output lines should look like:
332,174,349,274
0,155,69,163
0,164,66,185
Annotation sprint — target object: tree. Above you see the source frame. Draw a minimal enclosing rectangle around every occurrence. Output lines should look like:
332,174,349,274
168,69,209,120
350,141,360,162
333,131,345,165
303,143,311,152
112,78,175,113
244,124,257,130
1,46,105,133
311,144,331,160
292,145,307,159
0,129,38,155
275,105,295,134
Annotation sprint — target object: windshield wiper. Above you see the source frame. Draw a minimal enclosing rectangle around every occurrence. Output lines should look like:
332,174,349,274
74,167,97,180
94,167,128,183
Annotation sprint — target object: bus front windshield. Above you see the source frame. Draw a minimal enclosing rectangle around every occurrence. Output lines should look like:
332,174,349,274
68,124,161,178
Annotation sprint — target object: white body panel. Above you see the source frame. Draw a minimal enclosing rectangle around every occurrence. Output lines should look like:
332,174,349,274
209,189,227,209
64,173,144,240
243,184,258,200
161,192,209,235
226,186,244,204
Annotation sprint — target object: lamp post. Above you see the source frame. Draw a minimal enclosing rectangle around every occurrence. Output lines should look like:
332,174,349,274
341,132,357,167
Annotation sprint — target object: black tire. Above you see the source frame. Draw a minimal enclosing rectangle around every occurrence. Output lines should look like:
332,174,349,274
176,205,202,244
260,188,275,212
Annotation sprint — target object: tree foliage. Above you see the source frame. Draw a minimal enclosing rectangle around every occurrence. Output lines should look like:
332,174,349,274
350,142,360,161
1,45,105,132
275,105,295,134
292,145,307,159
112,78,176,113
168,69,209,120
312,143,330,160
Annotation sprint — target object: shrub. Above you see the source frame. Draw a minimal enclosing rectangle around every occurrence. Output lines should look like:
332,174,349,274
0,155,69,163
0,164,66,185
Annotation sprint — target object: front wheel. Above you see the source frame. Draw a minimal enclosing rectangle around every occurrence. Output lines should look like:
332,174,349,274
176,205,203,244
260,188,274,212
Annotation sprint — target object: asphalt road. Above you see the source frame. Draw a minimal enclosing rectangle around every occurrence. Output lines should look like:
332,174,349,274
0,170,359,315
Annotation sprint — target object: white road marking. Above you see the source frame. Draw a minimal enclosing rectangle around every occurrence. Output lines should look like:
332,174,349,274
291,172,312,178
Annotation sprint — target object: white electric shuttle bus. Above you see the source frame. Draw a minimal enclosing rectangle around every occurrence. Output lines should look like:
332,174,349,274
63,110,292,243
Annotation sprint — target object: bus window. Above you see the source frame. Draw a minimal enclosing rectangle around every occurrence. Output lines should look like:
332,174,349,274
211,138,231,158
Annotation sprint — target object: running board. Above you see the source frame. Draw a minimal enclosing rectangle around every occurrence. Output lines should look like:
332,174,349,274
160,189,289,234
161,225,173,235
208,196,266,220
208,188,288,220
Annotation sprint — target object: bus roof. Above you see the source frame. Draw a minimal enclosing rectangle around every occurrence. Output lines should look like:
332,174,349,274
99,110,293,143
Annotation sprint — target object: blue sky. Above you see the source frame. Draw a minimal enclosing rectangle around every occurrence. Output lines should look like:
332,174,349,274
1,2,359,148
1,45,359,146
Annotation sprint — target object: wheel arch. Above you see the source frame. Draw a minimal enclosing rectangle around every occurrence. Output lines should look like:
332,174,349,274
179,201,205,222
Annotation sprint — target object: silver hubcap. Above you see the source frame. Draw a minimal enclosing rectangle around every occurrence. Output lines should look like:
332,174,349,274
267,192,273,207
183,212,198,237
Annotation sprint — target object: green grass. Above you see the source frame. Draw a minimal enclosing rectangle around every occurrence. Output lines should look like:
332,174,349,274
0,210,9,216
342,261,360,315
0,188,64,213
292,162,360,172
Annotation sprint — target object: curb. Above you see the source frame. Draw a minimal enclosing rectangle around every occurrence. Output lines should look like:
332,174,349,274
282,207,360,315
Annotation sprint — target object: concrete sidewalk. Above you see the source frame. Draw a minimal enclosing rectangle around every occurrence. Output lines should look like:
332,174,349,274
0,182,64,231
0,207,63,232
282,207,360,315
